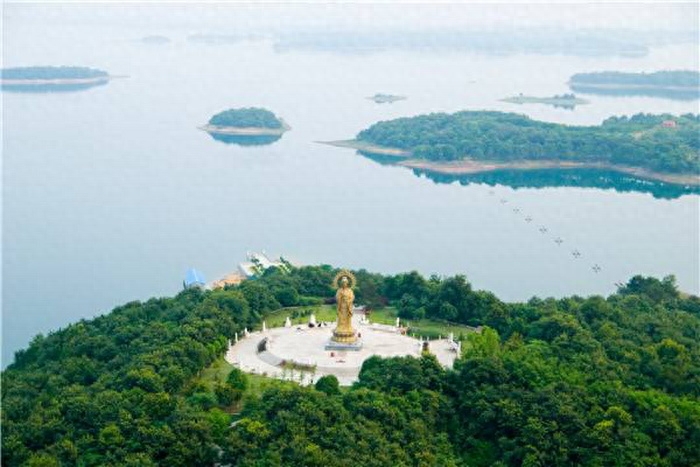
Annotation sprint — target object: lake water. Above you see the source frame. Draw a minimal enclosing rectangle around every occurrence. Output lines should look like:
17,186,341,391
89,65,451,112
3,4,699,365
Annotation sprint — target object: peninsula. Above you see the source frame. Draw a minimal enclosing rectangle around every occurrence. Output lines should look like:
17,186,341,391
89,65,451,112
321,111,700,185
501,93,589,108
200,107,290,137
569,70,700,100
1,66,110,91
3,265,699,466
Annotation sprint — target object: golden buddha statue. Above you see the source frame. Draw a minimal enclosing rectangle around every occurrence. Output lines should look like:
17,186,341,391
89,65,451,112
331,270,358,344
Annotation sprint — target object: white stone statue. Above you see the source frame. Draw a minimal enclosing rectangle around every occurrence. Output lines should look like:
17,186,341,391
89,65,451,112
234,332,239,343
396,317,400,327
244,327,250,337
448,332,455,343
262,321,267,333
284,317,292,328
309,314,317,326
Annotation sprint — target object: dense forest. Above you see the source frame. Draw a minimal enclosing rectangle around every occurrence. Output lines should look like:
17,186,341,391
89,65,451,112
208,108,283,129
570,70,700,88
355,111,700,174
0,66,108,80
3,266,700,466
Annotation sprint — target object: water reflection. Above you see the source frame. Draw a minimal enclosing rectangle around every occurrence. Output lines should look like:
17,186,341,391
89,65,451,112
1,81,108,93
569,84,699,101
207,132,283,146
358,151,699,199
417,168,699,200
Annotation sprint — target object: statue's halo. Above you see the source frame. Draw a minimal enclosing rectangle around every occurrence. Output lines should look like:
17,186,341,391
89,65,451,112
332,270,357,289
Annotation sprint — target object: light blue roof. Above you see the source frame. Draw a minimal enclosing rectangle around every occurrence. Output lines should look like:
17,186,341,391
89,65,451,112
184,268,206,287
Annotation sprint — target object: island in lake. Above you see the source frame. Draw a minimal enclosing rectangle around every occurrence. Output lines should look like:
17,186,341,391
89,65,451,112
501,93,589,109
1,66,110,92
200,107,290,146
569,70,700,100
321,111,700,186
368,93,406,104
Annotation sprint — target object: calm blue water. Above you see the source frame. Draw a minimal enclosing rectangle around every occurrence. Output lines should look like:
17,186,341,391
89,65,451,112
3,4,699,366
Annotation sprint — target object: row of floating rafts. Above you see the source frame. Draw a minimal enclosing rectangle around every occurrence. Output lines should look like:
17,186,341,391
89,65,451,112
490,190,604,276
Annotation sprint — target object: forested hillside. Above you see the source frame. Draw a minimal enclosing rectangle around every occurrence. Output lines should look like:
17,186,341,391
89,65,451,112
3,267,699,466
355,111,700,173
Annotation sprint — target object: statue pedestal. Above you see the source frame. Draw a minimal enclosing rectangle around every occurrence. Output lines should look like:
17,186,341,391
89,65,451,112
325,340,363,351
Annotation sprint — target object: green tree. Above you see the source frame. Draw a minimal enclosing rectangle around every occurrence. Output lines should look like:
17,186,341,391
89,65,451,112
226,367,249,392
314,375,341,395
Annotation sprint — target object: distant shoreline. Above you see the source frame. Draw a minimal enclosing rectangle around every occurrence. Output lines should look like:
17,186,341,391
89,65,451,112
320,140,700,186
1,76,111,86
200,120,290,136
500,95,589,106
567,80,698,91
568,82,698,92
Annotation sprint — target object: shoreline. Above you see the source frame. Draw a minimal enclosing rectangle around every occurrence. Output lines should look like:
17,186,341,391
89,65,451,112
321,139,700,186
200,120,290,136
567,81,699,92
501,96,589,106
401,159,700,186
1,76,112,86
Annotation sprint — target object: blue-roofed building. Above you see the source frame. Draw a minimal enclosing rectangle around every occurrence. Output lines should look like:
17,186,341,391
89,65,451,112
184,268,206,289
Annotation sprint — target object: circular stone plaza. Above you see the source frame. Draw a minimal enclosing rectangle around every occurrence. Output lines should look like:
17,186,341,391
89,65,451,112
225,314,461,386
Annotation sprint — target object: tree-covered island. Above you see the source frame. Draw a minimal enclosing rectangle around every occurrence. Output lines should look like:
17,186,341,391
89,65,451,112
2,265,700,466
501,93,589,109
1,66,110,92
323,111,700,185
569,70,700,100
200,107,290,137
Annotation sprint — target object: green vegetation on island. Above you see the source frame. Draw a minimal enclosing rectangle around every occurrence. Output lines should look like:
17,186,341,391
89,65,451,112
572,70,699,88
202,108,289,145
569,70,700,100
207,107,285,130
1,66,108,80
352,111,700,177
1,66,110,93
501,93,589,109
3,264,700,466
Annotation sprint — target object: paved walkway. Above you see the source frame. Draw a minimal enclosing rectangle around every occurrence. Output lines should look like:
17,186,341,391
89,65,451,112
225,317,459,386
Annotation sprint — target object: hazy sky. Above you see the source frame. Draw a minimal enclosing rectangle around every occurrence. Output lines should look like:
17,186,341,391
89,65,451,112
3,2,698,35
